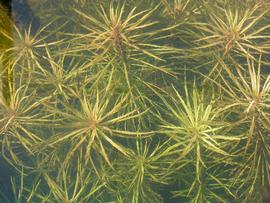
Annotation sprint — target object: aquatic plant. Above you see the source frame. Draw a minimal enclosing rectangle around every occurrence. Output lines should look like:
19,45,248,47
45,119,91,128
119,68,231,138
161,0,199,24
192,3,270,60
0,0,270,202
215,57,270,201
112,138,173,203
0,82,48,164
158,83,240,202
71,1,171,60
63,1,176,128
218,57,270,130
10,157,104,203
0,4,13,104
43,86,151,167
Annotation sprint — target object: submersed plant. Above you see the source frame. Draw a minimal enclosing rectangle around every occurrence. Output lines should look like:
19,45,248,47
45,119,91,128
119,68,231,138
0,82,49,164
113,138,172,203
70,1,175,64
216,57,270,201
172,163,235,203
34,46,87,100
232,129,270,202
1,0,270,202
65,1,176,123
0,13,64,111
218,57,270,137
0,17,60,165
0,4,14,105
11,156,104,203
161,0,199,24
192,3,270,60
44,86,151,168
40,159,104,203
158,83,240,202
4,21,63,71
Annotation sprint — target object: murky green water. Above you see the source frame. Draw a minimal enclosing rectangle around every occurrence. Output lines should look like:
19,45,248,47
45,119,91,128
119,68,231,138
0,0,270,202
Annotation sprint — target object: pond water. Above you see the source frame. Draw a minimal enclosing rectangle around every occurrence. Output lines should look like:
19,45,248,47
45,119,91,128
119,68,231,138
0,0,270,202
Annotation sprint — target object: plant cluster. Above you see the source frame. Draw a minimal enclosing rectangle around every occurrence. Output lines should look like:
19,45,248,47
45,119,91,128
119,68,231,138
0,0,270,202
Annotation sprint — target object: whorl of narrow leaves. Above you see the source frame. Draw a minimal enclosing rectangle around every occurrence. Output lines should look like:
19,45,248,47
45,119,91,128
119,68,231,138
0,0,269,203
